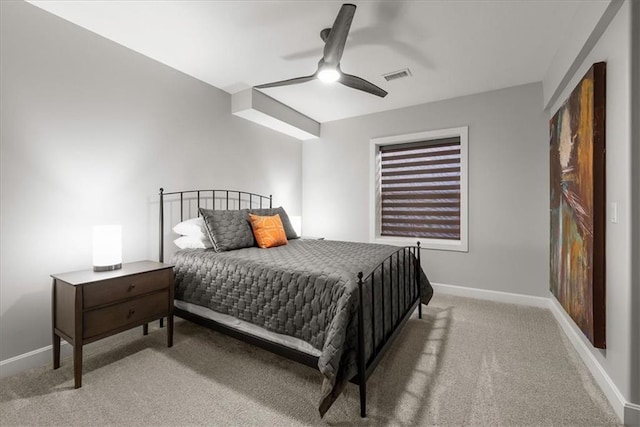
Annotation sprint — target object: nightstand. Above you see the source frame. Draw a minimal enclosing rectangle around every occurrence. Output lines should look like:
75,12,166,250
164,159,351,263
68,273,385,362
51,261,174,388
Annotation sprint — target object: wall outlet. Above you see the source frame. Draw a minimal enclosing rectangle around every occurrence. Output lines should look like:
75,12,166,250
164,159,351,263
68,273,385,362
610,202,618,223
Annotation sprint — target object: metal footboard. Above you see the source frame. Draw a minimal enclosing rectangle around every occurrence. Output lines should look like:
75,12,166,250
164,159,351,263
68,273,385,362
355,243,422,417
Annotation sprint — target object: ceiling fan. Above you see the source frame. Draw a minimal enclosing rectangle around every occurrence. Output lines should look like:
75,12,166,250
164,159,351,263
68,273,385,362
255,3,388,98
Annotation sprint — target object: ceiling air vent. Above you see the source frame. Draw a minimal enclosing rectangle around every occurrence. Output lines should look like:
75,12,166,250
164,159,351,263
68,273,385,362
382,68,412,82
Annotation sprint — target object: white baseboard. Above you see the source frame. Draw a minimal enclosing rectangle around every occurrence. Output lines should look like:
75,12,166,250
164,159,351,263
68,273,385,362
433,281,637,426
625,402,640,427
547,295,627,422
0,341,71,379
431,282,550,308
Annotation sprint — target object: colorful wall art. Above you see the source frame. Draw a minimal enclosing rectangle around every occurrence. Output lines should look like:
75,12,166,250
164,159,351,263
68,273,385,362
549,62,606,349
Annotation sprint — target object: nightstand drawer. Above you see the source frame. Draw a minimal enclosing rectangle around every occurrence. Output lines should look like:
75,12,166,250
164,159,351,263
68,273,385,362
83,269,172,308
83,291,168,339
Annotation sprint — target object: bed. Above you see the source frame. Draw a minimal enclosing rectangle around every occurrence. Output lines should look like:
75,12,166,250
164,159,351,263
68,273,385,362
158,188,434,417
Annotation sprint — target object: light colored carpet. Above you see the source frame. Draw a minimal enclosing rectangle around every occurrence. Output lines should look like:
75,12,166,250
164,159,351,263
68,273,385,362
0,294,620,426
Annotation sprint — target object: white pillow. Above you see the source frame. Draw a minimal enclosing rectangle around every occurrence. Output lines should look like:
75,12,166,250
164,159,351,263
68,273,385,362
173,235,213,249
173,217,207,239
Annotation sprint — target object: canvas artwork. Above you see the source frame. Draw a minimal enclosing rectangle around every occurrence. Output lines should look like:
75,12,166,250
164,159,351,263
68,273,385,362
549,62,606,349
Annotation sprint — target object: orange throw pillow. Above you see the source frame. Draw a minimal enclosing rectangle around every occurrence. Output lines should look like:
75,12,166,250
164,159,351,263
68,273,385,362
248,213,288,248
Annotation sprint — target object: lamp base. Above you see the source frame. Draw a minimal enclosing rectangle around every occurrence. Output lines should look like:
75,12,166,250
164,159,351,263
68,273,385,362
93,263,122,272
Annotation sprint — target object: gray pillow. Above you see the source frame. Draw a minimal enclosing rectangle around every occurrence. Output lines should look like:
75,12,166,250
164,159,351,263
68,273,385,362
248,206,299,240
199,208,254,252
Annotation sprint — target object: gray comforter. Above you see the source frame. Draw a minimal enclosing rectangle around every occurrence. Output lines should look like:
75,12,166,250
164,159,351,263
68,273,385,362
172,239,433,415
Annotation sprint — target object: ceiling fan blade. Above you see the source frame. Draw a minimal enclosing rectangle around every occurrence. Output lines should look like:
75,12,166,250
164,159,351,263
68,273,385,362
255,74,316,89
339,73,388,98
323,4,356,66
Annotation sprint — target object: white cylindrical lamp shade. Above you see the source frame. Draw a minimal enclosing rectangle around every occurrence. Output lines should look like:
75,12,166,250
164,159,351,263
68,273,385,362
93,225,122,271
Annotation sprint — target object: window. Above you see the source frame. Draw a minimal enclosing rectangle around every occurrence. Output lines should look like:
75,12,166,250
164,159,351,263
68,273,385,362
370,127,468,252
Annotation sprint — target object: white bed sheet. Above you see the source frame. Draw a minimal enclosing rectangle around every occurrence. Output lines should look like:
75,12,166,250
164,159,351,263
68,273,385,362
174,300,322,358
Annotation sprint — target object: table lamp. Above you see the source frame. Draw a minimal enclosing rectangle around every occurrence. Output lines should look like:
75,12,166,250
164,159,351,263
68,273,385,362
93,225,122,272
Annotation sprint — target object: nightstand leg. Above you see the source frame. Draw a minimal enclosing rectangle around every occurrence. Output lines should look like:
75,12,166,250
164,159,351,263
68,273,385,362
159,318,164,328
167,315,173,348
143,323,148,335
73,344,83,389
53,333,60,369
52,278,60,369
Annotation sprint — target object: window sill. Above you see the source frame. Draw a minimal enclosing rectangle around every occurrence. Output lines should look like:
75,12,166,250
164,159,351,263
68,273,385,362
372,236,468,253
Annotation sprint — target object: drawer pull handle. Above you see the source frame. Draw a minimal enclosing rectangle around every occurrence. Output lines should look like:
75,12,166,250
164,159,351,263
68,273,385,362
128,284,136,291
128,309,135,317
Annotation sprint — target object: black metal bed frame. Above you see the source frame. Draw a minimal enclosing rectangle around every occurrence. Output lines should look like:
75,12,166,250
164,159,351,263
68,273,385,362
158,188,422,417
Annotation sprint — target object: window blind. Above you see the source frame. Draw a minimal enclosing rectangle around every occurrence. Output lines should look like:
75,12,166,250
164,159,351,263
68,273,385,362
379,137,461,240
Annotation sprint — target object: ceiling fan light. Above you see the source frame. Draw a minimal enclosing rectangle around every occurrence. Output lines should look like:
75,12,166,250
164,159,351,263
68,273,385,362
318,68,340,83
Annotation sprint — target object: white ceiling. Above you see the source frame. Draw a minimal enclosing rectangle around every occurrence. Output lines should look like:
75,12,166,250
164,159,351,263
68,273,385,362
30,0,585,123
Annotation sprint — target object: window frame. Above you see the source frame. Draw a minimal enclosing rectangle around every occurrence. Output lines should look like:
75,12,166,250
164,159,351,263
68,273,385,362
369,126,469,252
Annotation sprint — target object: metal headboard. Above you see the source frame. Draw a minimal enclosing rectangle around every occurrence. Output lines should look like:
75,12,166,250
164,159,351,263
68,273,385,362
158,188,272,262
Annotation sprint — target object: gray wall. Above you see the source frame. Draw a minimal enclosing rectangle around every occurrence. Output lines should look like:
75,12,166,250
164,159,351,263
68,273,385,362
302,82,549,297
0,2,302,361
545,1,635,406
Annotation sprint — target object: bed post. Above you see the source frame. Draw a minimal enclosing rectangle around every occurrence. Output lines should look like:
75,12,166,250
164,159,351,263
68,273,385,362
416,241,422,319
357,271,366,417
159,188,164,263
269,194,273,209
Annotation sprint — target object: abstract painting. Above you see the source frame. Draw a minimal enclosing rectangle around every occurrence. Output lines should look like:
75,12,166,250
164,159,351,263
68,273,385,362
550,62,606,349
